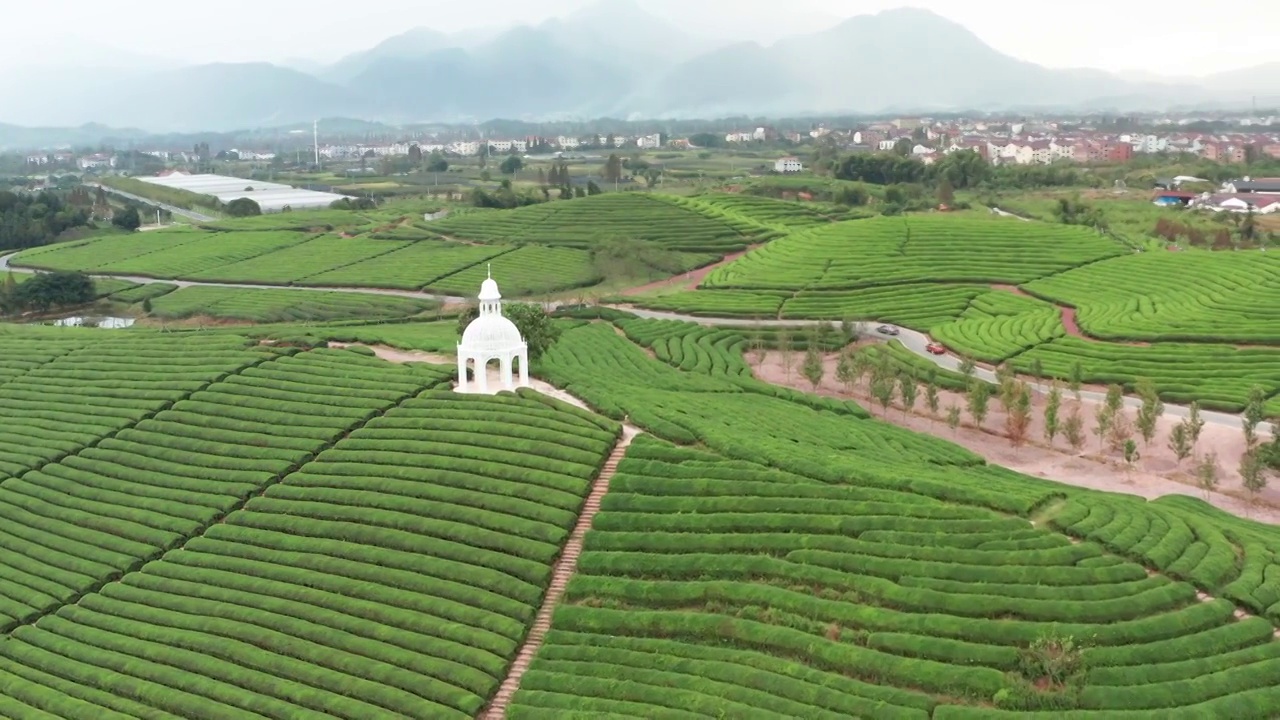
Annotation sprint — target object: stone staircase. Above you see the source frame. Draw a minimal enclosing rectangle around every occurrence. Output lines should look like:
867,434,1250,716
482,425,640,719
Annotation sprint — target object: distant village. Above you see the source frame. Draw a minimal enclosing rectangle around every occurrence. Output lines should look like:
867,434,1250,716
18,112,1280,174
12,112,1280,217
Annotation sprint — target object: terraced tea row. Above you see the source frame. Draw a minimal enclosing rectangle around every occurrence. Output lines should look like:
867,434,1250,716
1023,250,1280,345
147,286,437,323
182,234,414,284
931,291,1067,363
425,246,603,297
0,348,622,719
525,446,1280,717
538,321,979,477
674,193,870,228
9,228,211,271
298,240,510,290
10,229,608,298
640,283,988,329
702,213,1125,291
423,193,776,253
1014,337,1280,413
0,334,268,482
0,347,444,627
511,318,1280,718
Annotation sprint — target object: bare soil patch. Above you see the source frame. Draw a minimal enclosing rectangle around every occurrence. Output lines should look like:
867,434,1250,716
754,350,1280,524
987,284,1152,347
622,246,758,296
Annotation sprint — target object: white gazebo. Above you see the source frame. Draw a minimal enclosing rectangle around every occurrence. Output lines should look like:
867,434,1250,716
457,269,529,394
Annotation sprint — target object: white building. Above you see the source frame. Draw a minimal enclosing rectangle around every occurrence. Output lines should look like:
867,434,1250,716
456,270,529,394
1132,134,1169,153
774,156,803,173
636,133,662,149
77,154,116,169
487,140,528,153
447,141,481,156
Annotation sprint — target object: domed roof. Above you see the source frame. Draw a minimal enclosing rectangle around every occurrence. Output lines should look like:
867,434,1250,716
461,312,524,354
478,277,501,301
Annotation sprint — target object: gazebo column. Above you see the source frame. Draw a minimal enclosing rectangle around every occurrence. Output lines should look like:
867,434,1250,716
457,353,469,392
477,358,489,394
500,355,514,390
519,348,529,387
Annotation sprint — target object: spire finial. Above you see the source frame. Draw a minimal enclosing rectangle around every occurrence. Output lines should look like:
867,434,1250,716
487,263,491,279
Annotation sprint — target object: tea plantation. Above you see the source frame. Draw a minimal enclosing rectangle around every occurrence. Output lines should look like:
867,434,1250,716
0,302,1276,717
0,330,623,718
632,211,1280,414
514,317,1280,718
2,190,1280,718
8,195,762,297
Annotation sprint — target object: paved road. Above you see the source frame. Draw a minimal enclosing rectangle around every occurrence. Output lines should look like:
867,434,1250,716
85,183,217,223
0,252,468,304
605,306,1274,435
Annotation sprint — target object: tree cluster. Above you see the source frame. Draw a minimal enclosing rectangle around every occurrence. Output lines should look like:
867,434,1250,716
224,198,263,217
471,186,545,209
112,206,141,231
1052,197,1107,229
455,302,561,360
329,197,378,211
0,271,95,315
823,148,1093,196
0,190,92,252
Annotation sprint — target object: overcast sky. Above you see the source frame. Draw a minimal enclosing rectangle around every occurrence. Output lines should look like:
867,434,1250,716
12,0,1279,76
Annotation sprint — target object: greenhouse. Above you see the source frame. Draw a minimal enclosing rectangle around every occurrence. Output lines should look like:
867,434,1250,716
139,172,351,212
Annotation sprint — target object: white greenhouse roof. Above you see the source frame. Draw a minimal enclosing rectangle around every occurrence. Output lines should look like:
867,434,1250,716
138,173,351,213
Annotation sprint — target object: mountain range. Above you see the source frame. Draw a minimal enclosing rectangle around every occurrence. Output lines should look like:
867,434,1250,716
1,2,1275,134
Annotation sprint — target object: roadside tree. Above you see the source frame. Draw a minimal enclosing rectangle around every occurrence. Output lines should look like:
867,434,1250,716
802,342,825,390
1196,452,1220,500
967,381,991,429
946,405,962,436
1135,378,1164,449
1044,384,1062,447
1063,409,1086,453
1167,423,1193,468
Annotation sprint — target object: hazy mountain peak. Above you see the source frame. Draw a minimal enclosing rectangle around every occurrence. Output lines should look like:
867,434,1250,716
0,5,1267,133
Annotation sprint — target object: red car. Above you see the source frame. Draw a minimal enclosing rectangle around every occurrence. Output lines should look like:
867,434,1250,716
925,342,946,355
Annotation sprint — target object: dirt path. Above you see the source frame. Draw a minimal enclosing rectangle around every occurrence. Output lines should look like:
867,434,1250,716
989,283,1097,344
754,350,1280,524
330,340,645,717
621,246,758,296
482,425,639,719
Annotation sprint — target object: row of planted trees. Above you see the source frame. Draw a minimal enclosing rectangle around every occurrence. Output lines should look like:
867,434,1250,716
755,325,1277,509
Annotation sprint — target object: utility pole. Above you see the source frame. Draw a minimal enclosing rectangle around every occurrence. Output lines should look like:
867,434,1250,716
313,119,320,167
